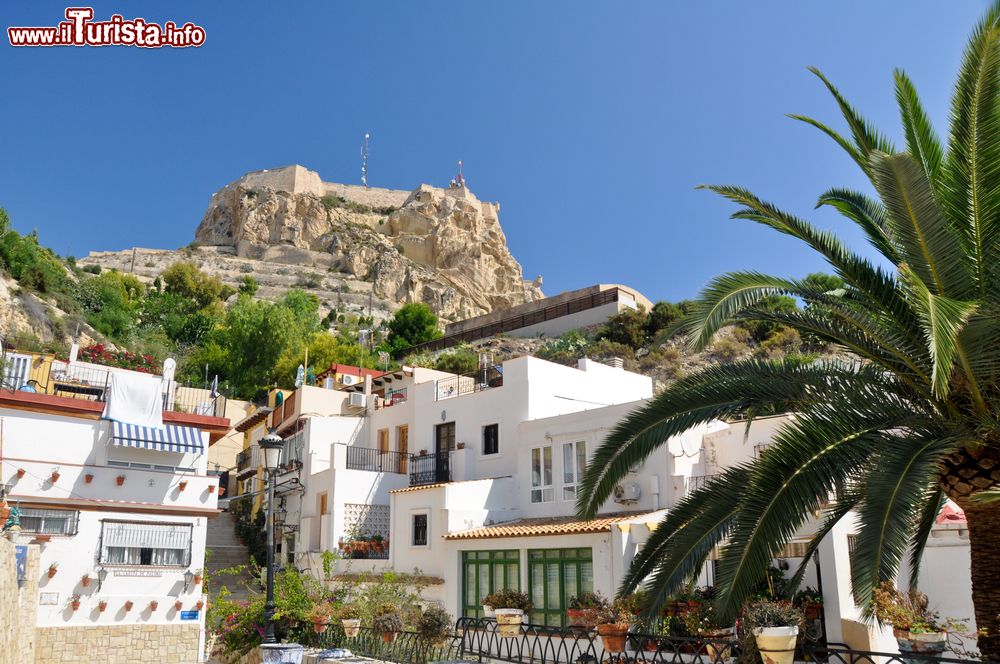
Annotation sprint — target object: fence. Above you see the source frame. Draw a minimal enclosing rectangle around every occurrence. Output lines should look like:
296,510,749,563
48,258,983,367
434,365,504,401
409,451,450,486
314,626,462,664
344,447,409,474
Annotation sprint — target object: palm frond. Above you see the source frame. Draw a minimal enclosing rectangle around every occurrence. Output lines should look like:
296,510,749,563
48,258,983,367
680,272,800,348
850,433,964,616
816,188,900,264
942,3,1000,296
786,487,862,593
623,467,749,616
895,69,944,191
787,114,866,172
907,488,946,589
871,152,973,298
576,359,894,518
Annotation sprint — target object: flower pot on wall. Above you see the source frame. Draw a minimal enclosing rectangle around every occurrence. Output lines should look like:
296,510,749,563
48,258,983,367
47,564,58,578
894,629,947,663
116,475,126,486
149,600,158,611
312,620,329,634
81,575,91,588
381,631,398,644
84,474,94,484
567,608,599,629
50,471,60,482
596,624,629,653
70,599,80,611
195,600,205,611
98,601,108,613
124,601,133,612
16,468,25,478
174,601,183,611
753,626,798,664
208,485,216,494
342,619,361,637
178,481,188,492
495,609,524,638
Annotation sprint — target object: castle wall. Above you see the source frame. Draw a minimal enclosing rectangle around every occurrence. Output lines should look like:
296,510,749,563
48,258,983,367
323,182,410,209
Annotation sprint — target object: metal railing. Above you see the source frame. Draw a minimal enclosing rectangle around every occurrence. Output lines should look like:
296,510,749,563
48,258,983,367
337,540,391,560
409,450,450,486
435,366,503,401
1,356,227,417
376,387,408,409
688,474,719,493
345,446,409,474
314,626,462,664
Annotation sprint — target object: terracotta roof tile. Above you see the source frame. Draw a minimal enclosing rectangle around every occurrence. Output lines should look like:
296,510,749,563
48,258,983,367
444,511,659,540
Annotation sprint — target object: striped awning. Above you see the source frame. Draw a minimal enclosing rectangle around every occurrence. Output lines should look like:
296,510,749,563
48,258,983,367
111,421,203,453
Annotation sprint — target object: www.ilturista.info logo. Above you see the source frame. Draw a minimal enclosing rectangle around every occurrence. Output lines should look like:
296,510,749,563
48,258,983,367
8,7,205,48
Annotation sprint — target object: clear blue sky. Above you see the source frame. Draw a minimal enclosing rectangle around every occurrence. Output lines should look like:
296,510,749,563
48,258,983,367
0,2,988,303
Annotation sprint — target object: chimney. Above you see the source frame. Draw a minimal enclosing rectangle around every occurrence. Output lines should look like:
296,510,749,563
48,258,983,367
609,357,624,370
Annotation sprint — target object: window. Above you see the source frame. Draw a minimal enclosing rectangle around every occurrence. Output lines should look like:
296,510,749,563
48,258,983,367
528,548,594,627
19,508,79,536
462,550,520,618
412,513,428,546
531,446,553,503
483,424,499,456
378,428,389,454
562,441,587,500
99,521,193,567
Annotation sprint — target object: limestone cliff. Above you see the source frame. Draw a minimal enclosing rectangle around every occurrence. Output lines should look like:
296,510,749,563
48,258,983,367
127,165,543,322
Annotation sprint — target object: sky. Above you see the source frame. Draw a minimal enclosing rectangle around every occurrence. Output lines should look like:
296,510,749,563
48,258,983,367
0,1,989,303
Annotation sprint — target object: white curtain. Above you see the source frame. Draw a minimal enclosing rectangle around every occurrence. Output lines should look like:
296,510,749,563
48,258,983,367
101,521,191,566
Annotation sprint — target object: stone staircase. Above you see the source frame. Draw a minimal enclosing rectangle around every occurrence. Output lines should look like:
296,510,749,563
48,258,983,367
206,510,258,602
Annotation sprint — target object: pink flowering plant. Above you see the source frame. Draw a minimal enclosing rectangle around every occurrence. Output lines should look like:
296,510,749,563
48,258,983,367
66,344,159,373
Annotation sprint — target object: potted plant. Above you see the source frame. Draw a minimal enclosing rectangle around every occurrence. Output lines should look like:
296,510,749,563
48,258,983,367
683,600,734,660
50,468,60,482
208,484,217,494
456,442,466,450
69,594,81,611
98,600,108,613
16,468,25,478
81,574,91,588
792,587,824,621
489,589,532,637
308,602,335,633
178,480,188,492
149,600,158,611
116,475,126,486
743,600,803,664
192,569,203,585
372,603,404,643
124,600,133,612
568,591,608,629
872,582,949,659
47,562,58,578
195,599,205,611
339,604,362,637
419,449,428,457
595,598,631,653
84,474,94,484
417,605,454,647
174,600,183,611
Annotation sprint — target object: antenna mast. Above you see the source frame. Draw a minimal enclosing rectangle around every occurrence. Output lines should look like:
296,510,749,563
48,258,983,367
361,132,370,188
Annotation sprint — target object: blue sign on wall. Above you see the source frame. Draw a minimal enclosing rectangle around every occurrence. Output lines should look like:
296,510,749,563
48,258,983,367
14,546,26,587
179,610,199,621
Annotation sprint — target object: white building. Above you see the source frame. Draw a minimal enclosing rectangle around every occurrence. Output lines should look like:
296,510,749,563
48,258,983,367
0,352,230,662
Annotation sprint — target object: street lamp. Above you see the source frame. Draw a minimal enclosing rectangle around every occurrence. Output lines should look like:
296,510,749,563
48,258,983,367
259,431,283,645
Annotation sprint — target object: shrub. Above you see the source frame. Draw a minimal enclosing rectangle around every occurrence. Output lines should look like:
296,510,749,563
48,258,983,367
82,264,102,275
598,307,649,349
758,327,801,358
569,591,609,610
742,599,803,628
872,582,941,633
416,606,454,643
434,347,479,375
483,589,532,612
372,604,405,633
708,335,749,362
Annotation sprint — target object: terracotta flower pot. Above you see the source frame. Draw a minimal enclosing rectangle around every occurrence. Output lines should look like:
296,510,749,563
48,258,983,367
753,626,798,664
195,600,205,610
597,624,629,653
342,619,361,637
312,621,329,634
567,608,599,629
71,600,80,611
381,631,398,644
178,481,187,492
47,565,58,578
84,474,94,484
16,468,25,478
124,601,133,612
81,575,90,587
495,609,524,638
174,601,183,611
208,485,216,494
50,471,60,482
116,476,126,486
194,574,202,585
149,601,158,611
98,601,108,613
803,602,822,621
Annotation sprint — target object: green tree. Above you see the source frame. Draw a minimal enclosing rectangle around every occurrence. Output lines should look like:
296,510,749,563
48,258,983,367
578,8,1000,657
646,301,685,338
386,303,442,355
597,307,649,349
78,271,146,340
238,275,259,296
161,261,228,308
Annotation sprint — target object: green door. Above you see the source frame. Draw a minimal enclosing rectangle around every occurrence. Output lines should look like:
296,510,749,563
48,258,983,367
462,550,520,618
527,548,594,627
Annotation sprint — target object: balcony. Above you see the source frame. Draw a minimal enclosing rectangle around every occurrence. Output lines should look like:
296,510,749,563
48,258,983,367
1,354,227,418
374,387,407,410
434,366,503,401
236,446,260,478
345,447,409,474
409,451,451,486
688,473,719,493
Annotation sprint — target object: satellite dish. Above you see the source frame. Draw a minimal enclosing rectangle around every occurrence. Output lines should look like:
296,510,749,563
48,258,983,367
163,358,177,382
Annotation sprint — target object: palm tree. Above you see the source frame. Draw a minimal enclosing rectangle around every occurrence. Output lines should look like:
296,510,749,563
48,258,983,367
577,4,1000,658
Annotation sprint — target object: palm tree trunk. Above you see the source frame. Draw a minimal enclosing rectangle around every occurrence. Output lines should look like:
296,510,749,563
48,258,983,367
959,499,1000,660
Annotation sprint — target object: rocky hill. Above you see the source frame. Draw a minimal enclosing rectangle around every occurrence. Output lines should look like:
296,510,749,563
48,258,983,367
81,165,543,323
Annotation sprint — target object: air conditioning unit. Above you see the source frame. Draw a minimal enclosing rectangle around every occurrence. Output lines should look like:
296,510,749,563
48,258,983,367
342,374,359,386
349,392,366,408
613,482,641,504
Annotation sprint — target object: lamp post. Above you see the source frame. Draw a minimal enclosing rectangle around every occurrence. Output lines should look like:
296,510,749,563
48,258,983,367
259,431,283,645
